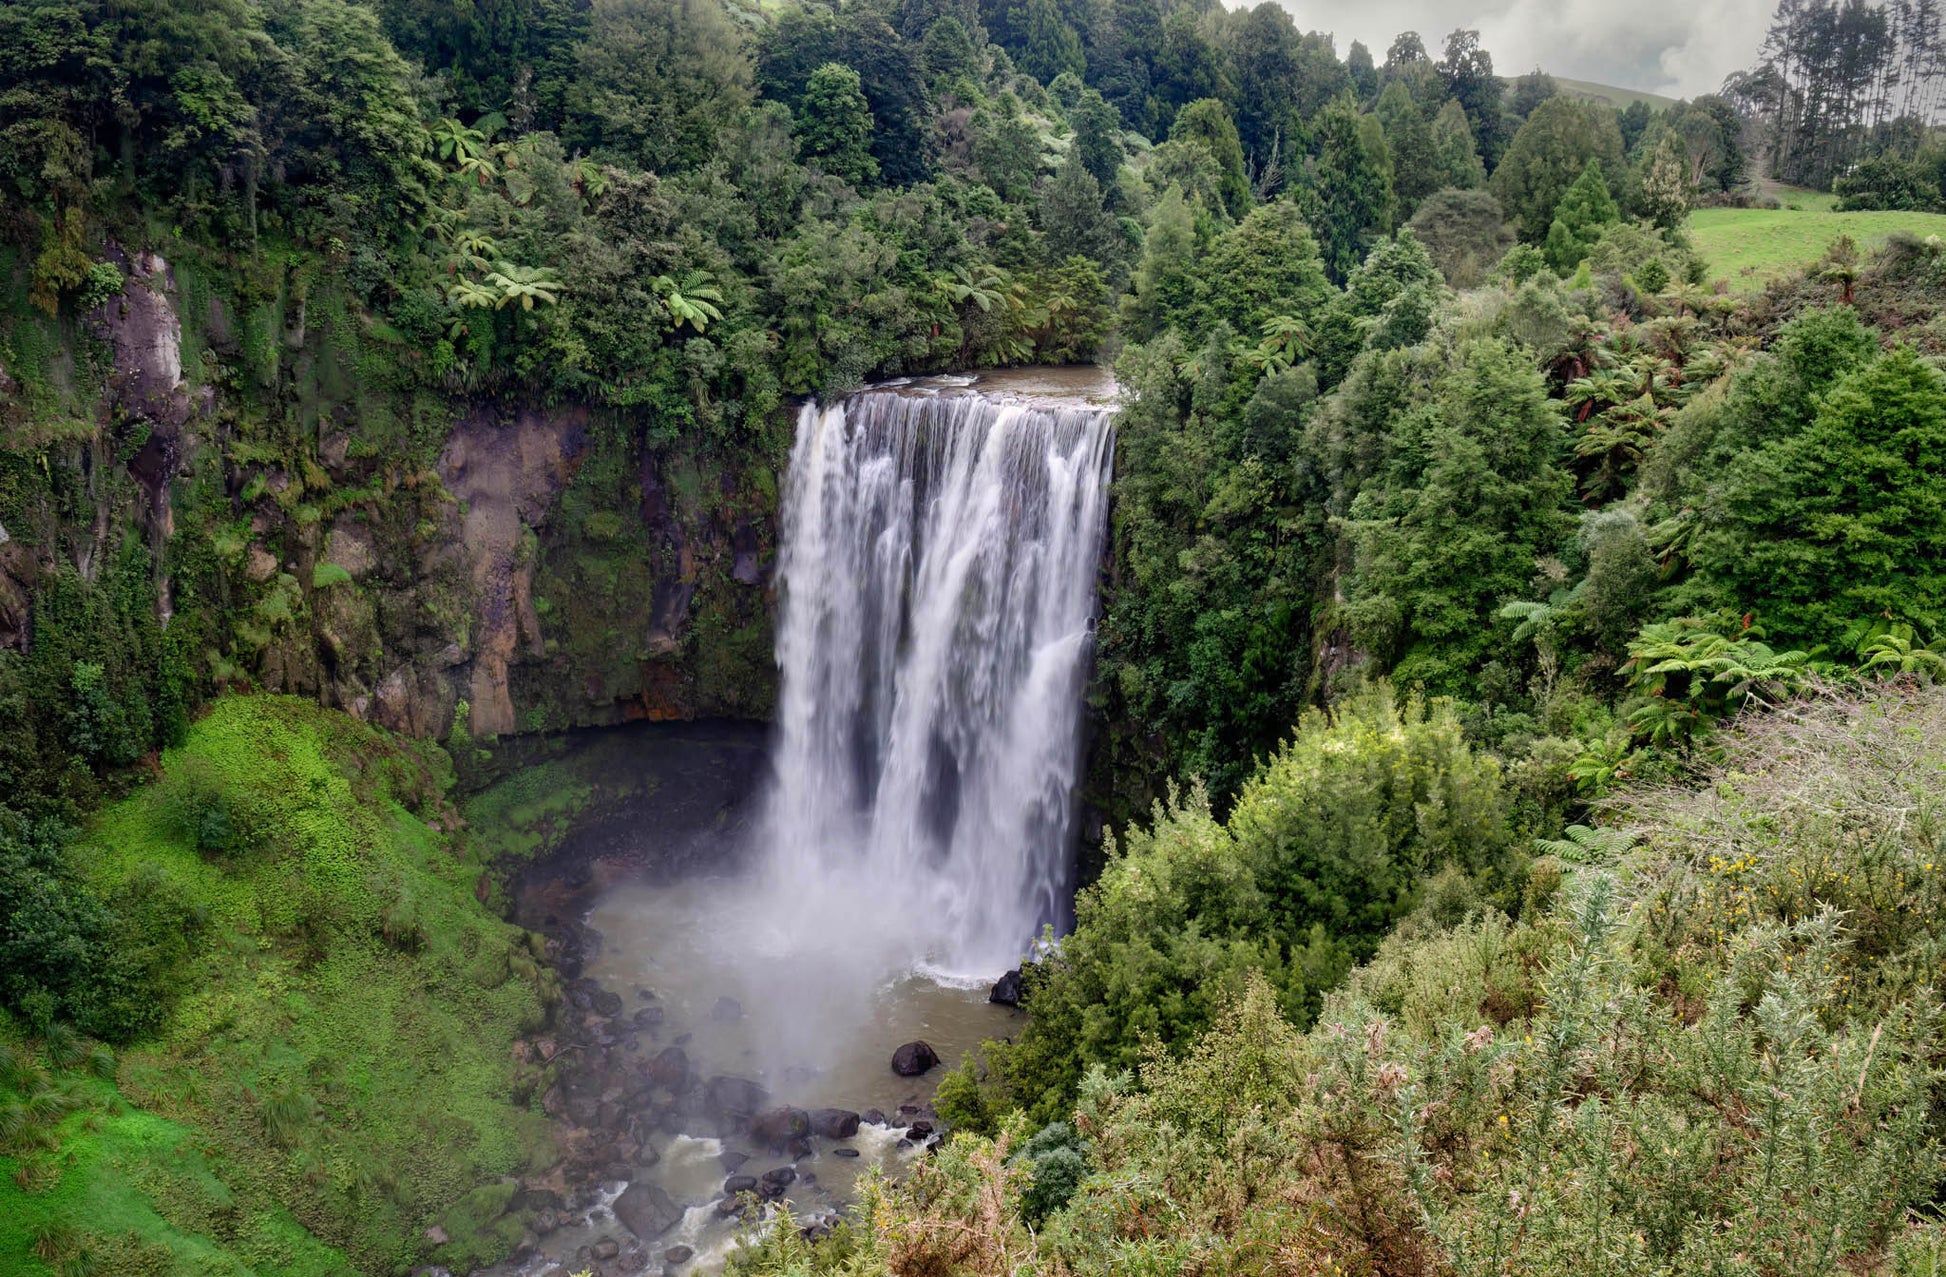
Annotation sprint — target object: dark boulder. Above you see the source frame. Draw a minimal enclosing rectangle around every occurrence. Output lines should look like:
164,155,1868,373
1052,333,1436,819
990,968,1023,1006
705,1075,768,1121
891,1041,939,1076
861,1108,886,1125
711,996,743,1022
832,1147,860,1158
512,1186,565,1214
758,1166,796,1199
593,989,625,1017
906,1121,935,1141
808,1108,860,1139
748,1106,810,1147
722,1174,757,1195
612,1182,682,1240
646,1047,690,1091
665,1246,694,1264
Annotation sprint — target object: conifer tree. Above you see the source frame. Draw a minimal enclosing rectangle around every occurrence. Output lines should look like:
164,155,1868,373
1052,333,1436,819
1378,82,1441,220
1431,98,1486,189
1307,99,1397,282
1543,159,1619,273
1169,99,1250,218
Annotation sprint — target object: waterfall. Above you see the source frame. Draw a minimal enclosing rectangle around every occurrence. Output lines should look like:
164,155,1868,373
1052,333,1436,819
756,382,1115,981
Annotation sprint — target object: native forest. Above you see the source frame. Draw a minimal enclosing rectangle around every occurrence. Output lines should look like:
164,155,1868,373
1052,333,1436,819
5,0,1946,1272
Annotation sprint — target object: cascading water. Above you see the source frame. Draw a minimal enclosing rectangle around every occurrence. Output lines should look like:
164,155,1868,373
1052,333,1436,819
505,374,1115,1276
752,380,1116,985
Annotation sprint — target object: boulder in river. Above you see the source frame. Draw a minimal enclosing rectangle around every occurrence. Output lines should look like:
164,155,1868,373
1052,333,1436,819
862,1108,886,1125
665,1246,694,1264
990,968,1023,1006
711,996,743,1022
891,1041,940,1076
706,1075,769,1123
723,1174,757,1195
749,1106,810,1147
647,1046,690,1091
809,1108,860,1139
612,1181,683,1239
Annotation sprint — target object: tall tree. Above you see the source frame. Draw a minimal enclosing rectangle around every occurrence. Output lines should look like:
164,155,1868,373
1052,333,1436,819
1017,0,1085,85
1344,338,1575,692
1069,86,1123,194
1378,80,1441,219
1491,96,1626,240
1432,98,1486,189
1507,68,1559,122
1304,99,1395,281
1542,158,1620,272
567,0,753,175
796,62,879,187
1437,28,1506,169
1693,345,1946,641
1347,39,1378,102
1170,97,1251,218
758,8,935,185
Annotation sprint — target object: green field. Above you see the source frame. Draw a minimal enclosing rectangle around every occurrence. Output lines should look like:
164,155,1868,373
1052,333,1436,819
1554,76,1681,113
1688,202,1946,289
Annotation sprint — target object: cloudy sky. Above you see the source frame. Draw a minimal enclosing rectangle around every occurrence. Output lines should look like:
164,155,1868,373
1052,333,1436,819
1274,0,1778,99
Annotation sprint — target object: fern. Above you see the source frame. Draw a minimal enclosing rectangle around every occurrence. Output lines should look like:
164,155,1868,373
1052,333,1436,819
1535,824,1639,865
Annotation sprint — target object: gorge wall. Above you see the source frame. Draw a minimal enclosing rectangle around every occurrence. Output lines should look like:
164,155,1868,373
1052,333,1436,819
0,248,780,745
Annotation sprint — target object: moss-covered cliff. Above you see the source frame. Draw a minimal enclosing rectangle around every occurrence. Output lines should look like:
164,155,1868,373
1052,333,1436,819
0,241,780,760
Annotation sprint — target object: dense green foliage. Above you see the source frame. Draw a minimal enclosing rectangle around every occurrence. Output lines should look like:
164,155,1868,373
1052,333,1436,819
978,686,1513,1125
7,0,1946,1271
742,680,1946,1277
2,698,556,1274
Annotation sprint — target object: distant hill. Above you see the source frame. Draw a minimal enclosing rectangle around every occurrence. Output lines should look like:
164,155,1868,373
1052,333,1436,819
1554,76,1684,112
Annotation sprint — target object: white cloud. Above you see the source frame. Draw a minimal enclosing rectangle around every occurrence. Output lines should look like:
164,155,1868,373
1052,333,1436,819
1272,0,1777,99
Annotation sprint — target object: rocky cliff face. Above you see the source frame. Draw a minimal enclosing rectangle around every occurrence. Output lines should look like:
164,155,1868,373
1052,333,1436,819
0,249,779,742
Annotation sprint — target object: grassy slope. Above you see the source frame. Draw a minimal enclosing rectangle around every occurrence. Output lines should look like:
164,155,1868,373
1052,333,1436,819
1690,203,1946,289
1,697,557,1277
1554,77,1681,112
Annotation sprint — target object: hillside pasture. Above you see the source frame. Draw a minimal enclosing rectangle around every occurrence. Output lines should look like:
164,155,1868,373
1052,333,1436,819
1689,204,1946,288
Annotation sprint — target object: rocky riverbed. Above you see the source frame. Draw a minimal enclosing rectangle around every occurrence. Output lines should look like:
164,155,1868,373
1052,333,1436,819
449,720,1023,1277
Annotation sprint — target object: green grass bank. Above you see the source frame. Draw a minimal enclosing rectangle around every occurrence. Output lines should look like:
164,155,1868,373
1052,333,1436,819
1,696,559,1276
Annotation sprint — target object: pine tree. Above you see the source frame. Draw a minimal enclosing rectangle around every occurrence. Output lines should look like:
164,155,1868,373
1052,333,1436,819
1377,81,1441,220
1431,98,1486,189
1637,132,1693,229
1307,99,1396,282
1018,0,1085,86
1069,87,1123,195
1694,345,1946,641
1041,149,1119,266
1543,159,1619,273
